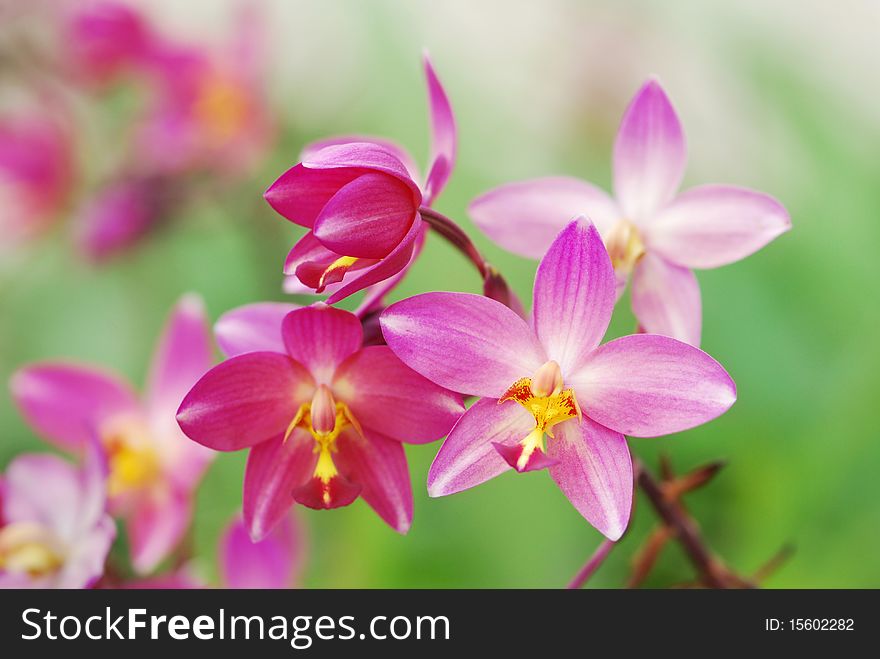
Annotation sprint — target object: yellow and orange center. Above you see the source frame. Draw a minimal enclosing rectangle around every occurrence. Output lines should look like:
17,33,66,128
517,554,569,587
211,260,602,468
0,521,66,578
285,385,362,505
100,416,162,499
605,219,645,275
498,360,581,471
193,73,251,143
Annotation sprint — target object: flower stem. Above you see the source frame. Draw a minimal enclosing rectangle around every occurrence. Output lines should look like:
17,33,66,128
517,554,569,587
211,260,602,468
567,539,616,589
418,206,523,315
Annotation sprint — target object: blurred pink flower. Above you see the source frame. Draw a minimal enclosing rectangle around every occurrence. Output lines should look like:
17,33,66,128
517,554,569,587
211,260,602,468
219,511,304,589
0,444,115,588
381,219,736,540
10,295,214,574
177,304,464,540
265,54,455,303
76,175,173,262
0,114,73,243
470,79,791,346
65,1,156,83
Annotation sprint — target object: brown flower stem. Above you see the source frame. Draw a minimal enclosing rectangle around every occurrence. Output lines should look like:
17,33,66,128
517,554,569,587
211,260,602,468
627,526,673,588
418,206,523,314
567,539,616,589
635,459,743,588
752,544,795,583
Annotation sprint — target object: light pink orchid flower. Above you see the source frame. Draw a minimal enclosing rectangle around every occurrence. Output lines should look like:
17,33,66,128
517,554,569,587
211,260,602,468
0,444,115,588
176,304,465,540
219,511,304,589
10,295,214,573
469,79,791,346
264,54,455,304
380,219,736,540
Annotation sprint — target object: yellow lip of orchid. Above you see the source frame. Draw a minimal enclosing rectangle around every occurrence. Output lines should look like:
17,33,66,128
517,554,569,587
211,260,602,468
317,256,360,293
100,415,163,498
0,521,66,578
497,360,581,472
285,385,363,506
605,219,646,275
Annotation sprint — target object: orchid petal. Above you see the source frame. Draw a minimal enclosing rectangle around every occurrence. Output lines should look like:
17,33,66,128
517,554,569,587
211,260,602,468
333,346,464,443
243,430,317,542
533,219,616,372
301,135,420,183
145,294,212,429
631,253,702,346
312,173,417,258
570,334,736,437
215,302,299,358
281,305,363,384
469,177,620,259
423,54,456,204
335,428,413,534
302,142,421,201
381,292,546,398
10,364,139,450
176,352,315,451
613,79,686,220
220,512,302,588
264,163,363,228
126,489,191,574
644,185,791,269
549,418,633,540
427,398,536,497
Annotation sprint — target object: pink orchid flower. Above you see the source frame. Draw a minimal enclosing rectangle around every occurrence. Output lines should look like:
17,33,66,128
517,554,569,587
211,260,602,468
0,445,115,588
76,175,172,262
0,114,73,244
380,219,736,540
65,1,156,83
219,512,304,589
264,54,455,304
176,304,465,540
469,79,791,346
10,295,214,573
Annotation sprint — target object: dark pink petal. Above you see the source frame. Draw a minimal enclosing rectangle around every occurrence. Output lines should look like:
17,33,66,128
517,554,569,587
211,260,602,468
126,489,191,574
281,305,363,384
631,253,702,346
220,512,303,589
214,302,298,358
469,177,620,259
570,334,736,437
313,173,417,258
493,441,558,472
176,352,315,451
423,54,457,204
335,427,413,533
533,219,617,374
613,79,686,221
644,185,791,269
301,135,420,184
302,142,421,202
427,398,536,497
145,294,213,426
548,419,633,540
284,232,377,287
332,346,465,443
292,473,361,511
381,292,546,398
10,364,139,450
264,163,363,227
243,430,317,541
325,215,424,304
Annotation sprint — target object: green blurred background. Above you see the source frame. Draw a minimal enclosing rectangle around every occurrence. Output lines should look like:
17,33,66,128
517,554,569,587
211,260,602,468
2,0,879,587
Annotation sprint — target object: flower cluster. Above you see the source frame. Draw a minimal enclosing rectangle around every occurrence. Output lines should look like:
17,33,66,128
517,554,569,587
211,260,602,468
3,49,789,588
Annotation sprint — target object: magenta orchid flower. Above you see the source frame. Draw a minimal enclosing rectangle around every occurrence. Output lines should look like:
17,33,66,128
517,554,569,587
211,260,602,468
219,512,303,589
10,295,214,573
176,303,465,540
469,79,790,346
0,114,73,244
264,54,455,303
0,444,115,588
380,219,736,540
